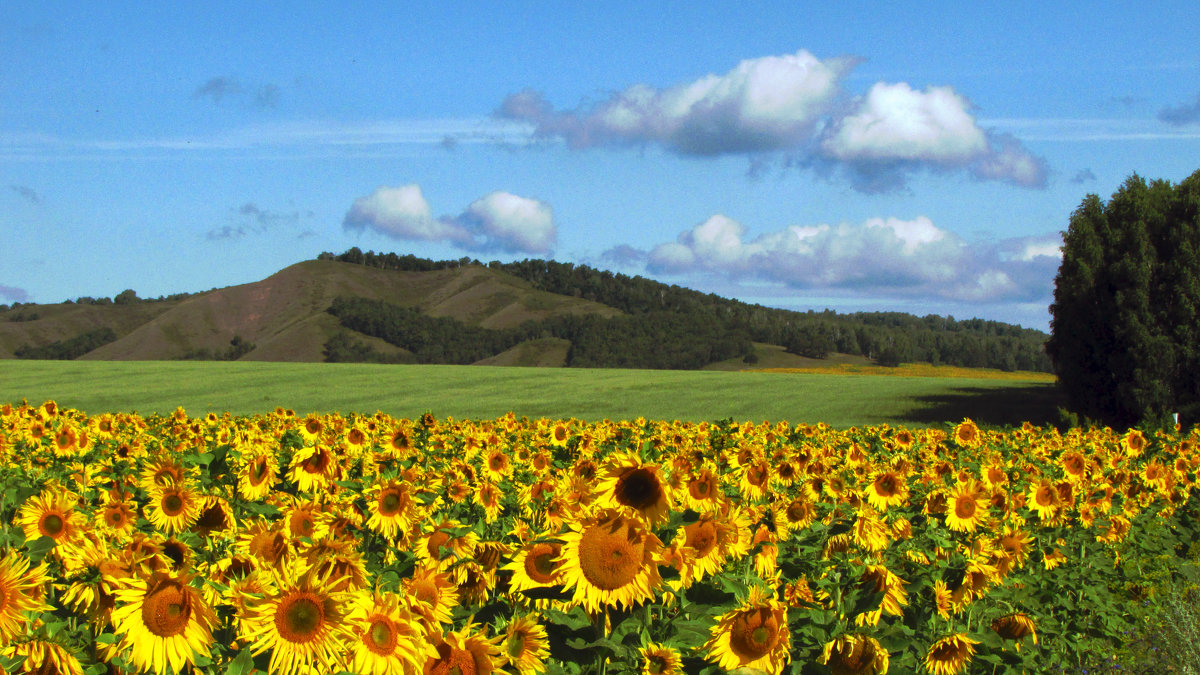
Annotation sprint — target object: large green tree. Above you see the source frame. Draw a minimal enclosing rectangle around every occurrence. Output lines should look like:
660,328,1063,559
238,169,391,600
1048,170,1200,428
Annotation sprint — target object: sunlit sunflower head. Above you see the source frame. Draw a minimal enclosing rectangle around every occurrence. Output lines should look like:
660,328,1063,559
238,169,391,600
289,444,337,493
702,585,791,675
347,591,436,675
676,512,733,581
240,561,358,675
638,641,684,675
820,633,890,675
192,494,238,538
474,481,505,523
1025,479,1061,519
1122,428,1148,457
403,564,459,629
424,619,505,675
3,638,85,675
146,484,203,535
417,520,479,570
97,499,137,538
304,538,370,593
952,419,982,449
298,413,327,444
451,559,497,606
139,456,189,492
865,470,909,512
773,496,816,537
17,487,83,548
237,518,294,568
595,452,673,525
0,553,51,644
366,479,419,540
501,614,551,675
548,420,572,448
483,447,513,482
944,480,988,533
923,633,979,675
560,507,663,613
737,460,772,502
237,450,279,501
110,571,217,675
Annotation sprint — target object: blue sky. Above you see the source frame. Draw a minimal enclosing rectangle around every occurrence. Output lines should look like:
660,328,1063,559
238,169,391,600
3,2,1199,331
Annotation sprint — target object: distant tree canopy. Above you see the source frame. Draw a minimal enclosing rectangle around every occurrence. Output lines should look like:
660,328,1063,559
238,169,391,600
320,248,1053,372
14,327,117,360
1048,169,1200,428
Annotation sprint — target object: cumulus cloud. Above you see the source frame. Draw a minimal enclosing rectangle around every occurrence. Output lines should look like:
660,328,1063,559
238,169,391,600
342,184,556,254
498,50,856,155
0,285,30,303
1159,92,1200,126
498,50,1048,192
631,214,1060,304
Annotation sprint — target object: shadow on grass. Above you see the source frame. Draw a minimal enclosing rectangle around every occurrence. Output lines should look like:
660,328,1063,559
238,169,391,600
905,383,1067,428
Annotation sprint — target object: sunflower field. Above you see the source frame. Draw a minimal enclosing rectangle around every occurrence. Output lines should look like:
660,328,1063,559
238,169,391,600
0,401,1198,675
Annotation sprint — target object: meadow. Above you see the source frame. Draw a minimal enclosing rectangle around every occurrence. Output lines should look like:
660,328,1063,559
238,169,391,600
0,360,1064,428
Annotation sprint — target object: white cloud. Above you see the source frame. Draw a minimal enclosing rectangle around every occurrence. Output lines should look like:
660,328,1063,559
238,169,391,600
459,192,556,254
498,50,1049,192
822,83,987,162
342,184,556,254
498,50,855,155
640,214,1060,304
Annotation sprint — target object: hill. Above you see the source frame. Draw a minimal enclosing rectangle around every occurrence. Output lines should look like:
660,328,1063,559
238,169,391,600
0,250,1052,372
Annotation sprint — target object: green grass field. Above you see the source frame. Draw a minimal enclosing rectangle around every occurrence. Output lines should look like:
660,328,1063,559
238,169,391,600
0,360,1064,428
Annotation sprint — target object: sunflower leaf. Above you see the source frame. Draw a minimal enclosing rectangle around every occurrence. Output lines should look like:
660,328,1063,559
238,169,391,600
225,648,253,675
24,534,55,559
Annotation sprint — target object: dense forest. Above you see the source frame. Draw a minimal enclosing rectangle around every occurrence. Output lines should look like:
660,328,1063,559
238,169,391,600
320,249,1052,371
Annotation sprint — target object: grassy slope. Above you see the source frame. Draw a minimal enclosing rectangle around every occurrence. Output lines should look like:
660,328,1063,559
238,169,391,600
0,360,1064,428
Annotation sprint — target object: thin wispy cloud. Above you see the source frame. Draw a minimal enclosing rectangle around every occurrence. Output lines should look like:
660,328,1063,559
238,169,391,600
1159,93,1200,126
497,50,1048,192
0,285,30,303
206,201,310,240
9,184,42,204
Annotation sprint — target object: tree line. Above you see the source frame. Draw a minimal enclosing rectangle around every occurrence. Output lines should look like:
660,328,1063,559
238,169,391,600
321,249,1052,372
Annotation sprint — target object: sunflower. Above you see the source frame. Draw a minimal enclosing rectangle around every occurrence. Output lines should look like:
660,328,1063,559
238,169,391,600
944,480,988,533
865,470,909,512
548,420,572,447
347,591,435,675
737,460,772,502
559,507,663,612
240,561,358,675
991,612,1038,650
366,480,419,540
298,413,327,444
502,614,551,675
475,481,505,523
0,638,84,675
1025,479,1061,519
17,487,83,547
703,585,791,675
773,496,816,538
820,633,890,675
504,539,565,605
675,512,733,581
923,633,979,675
424,619,504,675
951,419,982,449
1122,428,1148,457
595,452,673,525
639,641,684,675
856,564,909,627
139,456,188,492
238,450,280,501
404,564,459,629
110,571,217,675
289,444,337,493
0,553,50,643
483,448,513,482
417,520,479,570
193,494,238,537
97,499,137,538
146,484,204,535
238,519,293,568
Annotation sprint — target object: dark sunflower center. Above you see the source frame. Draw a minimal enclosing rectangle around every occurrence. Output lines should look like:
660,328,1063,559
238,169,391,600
162,493,185,516
276,595,325,644
427,643,477,675
141,580,192,638
578,519,643,590
955,497,976,519
40,513,64,537
379,490,404,516
729,609,779,661
249,458,269,485
526,545,560,583
685,521,717,557
615,468,661,510
647,656,667,674
366,618,398,655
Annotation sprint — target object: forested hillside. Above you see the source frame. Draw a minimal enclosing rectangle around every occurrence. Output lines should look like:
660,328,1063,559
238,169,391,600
320,249,1052,371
